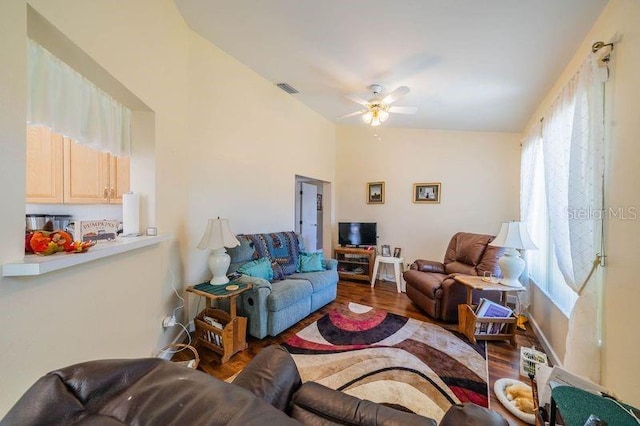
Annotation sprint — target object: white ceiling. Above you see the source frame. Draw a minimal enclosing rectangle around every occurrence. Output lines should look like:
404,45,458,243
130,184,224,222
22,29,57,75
174,0,607,133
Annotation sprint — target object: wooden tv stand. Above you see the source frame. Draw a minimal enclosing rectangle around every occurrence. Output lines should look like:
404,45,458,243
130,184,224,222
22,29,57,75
334,247,376,282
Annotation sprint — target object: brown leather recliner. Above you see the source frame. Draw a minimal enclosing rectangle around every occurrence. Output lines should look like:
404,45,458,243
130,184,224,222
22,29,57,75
403,232,505,322
3,345,506,425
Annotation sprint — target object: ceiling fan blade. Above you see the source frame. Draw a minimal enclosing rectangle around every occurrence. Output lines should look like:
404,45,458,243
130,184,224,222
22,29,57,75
382,86,410,105
345,94,371,106
336,110,367,120
388,106,418,114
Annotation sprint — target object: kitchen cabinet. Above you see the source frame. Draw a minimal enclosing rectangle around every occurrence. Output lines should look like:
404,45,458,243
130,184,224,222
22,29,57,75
26,126,130,204
26,126,64,203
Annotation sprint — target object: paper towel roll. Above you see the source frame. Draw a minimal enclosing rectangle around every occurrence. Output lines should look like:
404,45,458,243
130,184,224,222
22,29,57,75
122,192,140,236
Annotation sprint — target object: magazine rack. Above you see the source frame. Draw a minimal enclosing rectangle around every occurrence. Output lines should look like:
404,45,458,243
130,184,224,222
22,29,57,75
453,275,522,345
458,304,517,345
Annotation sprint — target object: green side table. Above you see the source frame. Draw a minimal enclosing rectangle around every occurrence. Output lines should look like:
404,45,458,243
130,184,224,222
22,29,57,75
550,385,640,426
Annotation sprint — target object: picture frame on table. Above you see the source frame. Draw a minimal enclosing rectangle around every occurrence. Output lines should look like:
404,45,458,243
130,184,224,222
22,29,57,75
413,182,441,204
367,182,385,204
393,247,402,258
381,244,392,257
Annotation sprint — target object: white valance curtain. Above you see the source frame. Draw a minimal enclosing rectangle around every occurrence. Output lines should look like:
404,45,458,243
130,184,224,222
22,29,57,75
27,40,131,157
541,54,606,382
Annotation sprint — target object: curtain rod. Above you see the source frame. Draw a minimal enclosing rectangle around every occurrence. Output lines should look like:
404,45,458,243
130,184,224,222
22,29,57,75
592,41,614,63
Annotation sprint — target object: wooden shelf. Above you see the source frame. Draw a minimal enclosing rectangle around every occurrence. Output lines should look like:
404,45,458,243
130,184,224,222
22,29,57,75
335,247,376,282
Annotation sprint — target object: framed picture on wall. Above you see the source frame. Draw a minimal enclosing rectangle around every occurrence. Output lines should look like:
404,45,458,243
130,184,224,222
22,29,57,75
367,182,385,204
413,182,441,204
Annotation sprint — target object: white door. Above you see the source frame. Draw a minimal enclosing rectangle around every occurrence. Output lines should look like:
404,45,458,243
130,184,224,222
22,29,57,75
300,182,317,251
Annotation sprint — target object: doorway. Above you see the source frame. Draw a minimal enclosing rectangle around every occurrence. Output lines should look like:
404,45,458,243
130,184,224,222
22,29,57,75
294,176,328,252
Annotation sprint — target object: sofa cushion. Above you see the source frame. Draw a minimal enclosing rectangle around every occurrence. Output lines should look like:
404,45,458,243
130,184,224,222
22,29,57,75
238,257,274,281
476,244,505,277
440,403,508,426
271,261,286,281
403,270,447,299
445,261,477,276
3,358,301,426
455,233,492,266
227,236,255,263
233,345,302,412
296,252,324,273
289,269,337,293
291,382,436,426
267,279,313,311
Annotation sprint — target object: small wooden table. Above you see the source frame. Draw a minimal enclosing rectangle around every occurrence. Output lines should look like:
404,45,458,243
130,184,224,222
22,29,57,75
453,275,524,345
186,282,252,363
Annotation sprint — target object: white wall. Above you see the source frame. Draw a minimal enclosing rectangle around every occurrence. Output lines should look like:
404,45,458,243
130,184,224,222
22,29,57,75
522,0,640,405
336,126,520,263
184,32,336,286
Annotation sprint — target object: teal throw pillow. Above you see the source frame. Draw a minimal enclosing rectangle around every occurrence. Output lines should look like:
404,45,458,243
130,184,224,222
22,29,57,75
297,252,325,273
237,257,274,281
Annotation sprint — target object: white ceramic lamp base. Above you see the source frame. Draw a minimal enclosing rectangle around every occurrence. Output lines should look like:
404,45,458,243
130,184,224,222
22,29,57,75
498,248,525,288
207,248,231,285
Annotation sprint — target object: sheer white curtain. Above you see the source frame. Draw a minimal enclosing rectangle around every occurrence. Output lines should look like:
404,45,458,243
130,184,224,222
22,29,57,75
542,54,605,382
519,122,543,312
27,40,131,157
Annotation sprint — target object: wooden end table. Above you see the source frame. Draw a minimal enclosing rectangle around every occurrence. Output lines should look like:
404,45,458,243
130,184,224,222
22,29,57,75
453,275,524,345
186,282,252,363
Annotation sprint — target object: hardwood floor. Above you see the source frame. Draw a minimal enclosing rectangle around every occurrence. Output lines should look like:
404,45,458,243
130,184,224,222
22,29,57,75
177,279,543,425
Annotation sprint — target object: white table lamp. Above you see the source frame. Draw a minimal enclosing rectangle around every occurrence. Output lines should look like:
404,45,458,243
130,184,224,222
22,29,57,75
489,221,537,288
197,218,240,285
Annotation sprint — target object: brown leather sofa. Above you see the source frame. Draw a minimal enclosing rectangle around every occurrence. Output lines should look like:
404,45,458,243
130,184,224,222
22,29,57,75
3,345,507,425
403,232,505,322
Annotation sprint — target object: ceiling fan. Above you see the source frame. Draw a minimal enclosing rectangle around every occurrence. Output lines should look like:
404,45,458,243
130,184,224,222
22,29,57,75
338,84,418,126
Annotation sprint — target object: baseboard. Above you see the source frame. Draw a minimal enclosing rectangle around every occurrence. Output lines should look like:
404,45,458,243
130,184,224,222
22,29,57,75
528,314,562,367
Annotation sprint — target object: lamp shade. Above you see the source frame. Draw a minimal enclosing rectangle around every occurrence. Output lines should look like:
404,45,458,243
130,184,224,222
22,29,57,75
197,218,240,250
489,221,537,250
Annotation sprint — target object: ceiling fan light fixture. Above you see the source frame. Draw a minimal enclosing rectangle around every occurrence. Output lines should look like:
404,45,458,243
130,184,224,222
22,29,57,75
378,109,389,123
362,111,373,124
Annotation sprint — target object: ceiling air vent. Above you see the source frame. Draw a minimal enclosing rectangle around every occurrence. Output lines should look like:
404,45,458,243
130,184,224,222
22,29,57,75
276,83,299,94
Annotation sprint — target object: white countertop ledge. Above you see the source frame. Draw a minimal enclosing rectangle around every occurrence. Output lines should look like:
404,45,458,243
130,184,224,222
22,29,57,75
2,234,172,277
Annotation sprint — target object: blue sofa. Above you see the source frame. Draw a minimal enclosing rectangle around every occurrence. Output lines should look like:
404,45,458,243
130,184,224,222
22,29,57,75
227,231,338,339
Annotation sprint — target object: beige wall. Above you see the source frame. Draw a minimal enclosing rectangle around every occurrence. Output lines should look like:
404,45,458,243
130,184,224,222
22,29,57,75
0,0,336,415
522,0,640,405
184,32,336,286
336,126,520,264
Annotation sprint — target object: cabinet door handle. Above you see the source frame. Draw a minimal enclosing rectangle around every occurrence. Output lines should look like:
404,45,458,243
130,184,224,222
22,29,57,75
110,187,116,199
103,187,108,199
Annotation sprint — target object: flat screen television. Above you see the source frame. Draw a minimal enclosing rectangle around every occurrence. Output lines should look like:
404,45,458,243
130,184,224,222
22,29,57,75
338,222,377,247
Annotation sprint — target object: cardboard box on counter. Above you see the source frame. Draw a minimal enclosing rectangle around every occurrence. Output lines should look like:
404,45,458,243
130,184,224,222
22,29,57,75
74,220,119,243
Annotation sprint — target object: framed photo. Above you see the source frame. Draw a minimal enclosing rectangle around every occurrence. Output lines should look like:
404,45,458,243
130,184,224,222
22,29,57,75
393,247,402,258
367,181,385,204
381,244,391,257
413,182,441,204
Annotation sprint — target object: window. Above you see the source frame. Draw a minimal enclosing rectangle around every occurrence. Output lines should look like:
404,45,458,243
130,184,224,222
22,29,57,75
521,128,578,315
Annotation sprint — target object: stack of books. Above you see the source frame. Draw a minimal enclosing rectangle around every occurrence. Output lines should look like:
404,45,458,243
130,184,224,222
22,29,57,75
474,298,513,335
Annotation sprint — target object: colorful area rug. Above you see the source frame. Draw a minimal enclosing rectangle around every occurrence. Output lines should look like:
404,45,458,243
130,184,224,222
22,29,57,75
283,303,488,421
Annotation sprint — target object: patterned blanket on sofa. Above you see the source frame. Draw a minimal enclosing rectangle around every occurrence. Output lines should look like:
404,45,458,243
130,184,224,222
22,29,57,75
243,231,301,275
